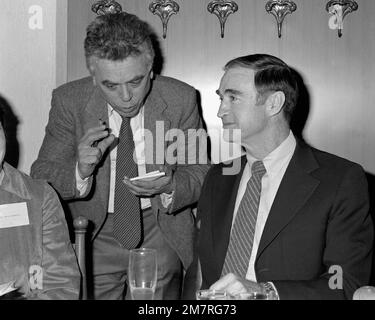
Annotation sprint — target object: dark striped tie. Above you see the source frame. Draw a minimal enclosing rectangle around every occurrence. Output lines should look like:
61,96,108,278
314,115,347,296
113,117,142,249
222,160,267,278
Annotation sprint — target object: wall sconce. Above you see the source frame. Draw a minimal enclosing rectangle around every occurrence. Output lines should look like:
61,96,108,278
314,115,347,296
326,0,358,38
92,0,123,15
149,0,180,39
265,0,297,38
207,0,239,38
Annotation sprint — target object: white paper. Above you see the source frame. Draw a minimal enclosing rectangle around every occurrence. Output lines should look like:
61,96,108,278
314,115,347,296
130,171,166,181
0,202,29,229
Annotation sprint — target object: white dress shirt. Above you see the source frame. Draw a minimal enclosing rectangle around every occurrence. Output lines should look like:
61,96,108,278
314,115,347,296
76,104,172,212
232,131,297,282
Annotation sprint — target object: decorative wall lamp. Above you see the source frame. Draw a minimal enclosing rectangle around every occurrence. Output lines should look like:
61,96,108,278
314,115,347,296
92,0,123,15
207,0,239,38
326,0,358,38
265,0,297,38
149,0,180,39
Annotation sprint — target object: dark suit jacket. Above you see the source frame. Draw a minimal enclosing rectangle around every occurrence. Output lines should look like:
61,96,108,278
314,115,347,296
30,75,210,270
197,141,373,299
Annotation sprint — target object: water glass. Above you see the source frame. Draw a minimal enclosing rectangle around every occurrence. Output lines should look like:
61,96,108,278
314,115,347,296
128,248,157,300
196,289,229,300
234,292,269,300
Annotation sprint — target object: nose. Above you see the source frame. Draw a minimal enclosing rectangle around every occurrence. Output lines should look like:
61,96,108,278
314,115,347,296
120,84,132,102
217,100,228,119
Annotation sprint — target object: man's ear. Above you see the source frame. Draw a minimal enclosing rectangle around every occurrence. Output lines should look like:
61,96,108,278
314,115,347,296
266,91,285,117
150,70,154,79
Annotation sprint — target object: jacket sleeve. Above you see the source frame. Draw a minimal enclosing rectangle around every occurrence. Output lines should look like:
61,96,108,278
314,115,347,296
30,90,86,200
34,183,81,300
273,164,373,300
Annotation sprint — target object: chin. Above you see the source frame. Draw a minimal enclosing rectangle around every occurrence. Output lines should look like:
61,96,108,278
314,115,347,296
116,105,142,118
222,128,242,144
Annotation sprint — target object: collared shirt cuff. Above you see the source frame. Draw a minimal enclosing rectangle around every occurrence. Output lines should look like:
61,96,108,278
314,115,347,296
160,191,174,209
75,163,89,196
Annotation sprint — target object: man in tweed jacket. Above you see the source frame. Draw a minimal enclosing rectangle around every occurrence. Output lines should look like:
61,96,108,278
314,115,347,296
31,13,209,300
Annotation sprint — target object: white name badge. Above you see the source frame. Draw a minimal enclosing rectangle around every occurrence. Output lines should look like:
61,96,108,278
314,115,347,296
0,202,29,229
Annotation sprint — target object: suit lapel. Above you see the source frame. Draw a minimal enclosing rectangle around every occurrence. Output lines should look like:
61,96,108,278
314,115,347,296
82,86,110,213
143,81,171,172
212,156,247,277
256,142,320,259
82,86,108,132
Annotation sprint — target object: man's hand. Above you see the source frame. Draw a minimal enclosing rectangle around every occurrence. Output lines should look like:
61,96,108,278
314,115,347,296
77,124,115,179
210,273,264,297
123,165,174,197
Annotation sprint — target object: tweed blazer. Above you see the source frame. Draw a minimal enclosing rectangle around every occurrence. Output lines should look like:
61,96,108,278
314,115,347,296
31,75,210,269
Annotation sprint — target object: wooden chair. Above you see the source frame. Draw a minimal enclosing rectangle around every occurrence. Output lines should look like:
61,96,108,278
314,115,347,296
73,216,89,300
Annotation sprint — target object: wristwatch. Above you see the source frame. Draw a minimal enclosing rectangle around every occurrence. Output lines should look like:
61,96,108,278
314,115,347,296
259,282,280,300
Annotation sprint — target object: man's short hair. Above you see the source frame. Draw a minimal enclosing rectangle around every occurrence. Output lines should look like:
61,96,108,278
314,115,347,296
84,12,155,65
225,54,298,122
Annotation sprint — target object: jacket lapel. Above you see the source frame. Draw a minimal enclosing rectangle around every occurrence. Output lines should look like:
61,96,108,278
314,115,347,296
212,156,247,277
143,81,171,172
82,86,108,132
256,142,320,260
82,86,110,213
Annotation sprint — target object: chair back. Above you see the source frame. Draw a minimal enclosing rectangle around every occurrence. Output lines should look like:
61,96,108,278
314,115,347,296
73,216,89,300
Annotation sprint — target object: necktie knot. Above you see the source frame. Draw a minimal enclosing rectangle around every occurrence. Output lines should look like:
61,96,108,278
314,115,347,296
251,161,266,178
120,116,131,132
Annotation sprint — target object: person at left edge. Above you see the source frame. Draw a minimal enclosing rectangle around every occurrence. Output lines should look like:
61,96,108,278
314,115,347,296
0,104,80,300
30,13,210,300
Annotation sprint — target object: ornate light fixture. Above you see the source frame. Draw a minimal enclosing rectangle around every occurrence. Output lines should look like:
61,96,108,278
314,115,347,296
265,0,297,38
149,0,180,39
326,0,358,38
207,0,239,38
92,0,123,15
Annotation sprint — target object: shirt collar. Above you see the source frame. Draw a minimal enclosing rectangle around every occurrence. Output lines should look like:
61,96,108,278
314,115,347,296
107,104,144,119
246,131,296,177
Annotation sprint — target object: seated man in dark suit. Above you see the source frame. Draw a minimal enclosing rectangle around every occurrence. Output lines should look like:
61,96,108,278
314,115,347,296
196,54,373,299
0,106,80,299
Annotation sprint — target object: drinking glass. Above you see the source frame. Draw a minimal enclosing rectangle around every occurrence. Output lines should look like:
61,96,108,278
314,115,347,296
128,248,157,300
196,289,230,300
234,292,269,300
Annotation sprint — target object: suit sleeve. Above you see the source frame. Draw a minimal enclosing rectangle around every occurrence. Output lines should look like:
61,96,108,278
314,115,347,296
157,89,211,214
30,90,83,200
273,164,373,300
35,183,80,300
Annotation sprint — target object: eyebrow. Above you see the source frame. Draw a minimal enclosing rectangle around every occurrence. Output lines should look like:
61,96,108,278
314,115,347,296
216,89,243,96
101,75,146,86
102,80,117,86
